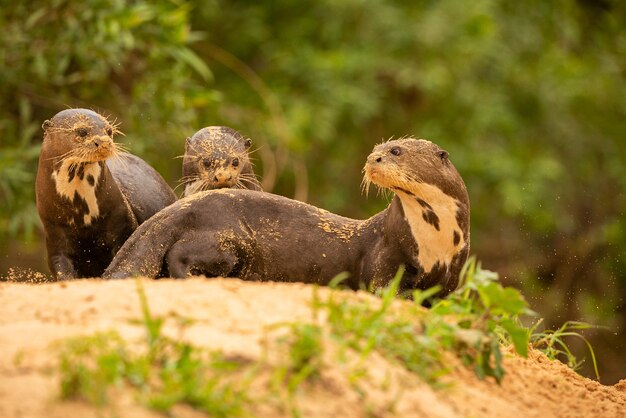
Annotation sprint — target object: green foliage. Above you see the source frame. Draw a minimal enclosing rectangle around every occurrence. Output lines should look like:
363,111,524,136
314,262,535,384
435,258,533,359
0,0,220,242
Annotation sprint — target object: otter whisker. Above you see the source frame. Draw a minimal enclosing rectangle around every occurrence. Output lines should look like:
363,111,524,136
238,177,261,188
178,175,201,183
176,176,204,194
247,145,262,156
113,142,130,153
48,148,78,162
238,174,262,189
110,151,129,170
239,172,260,181
238,176,260,184
360,176,371,198
198,180,215,193
173,181,191,193
184,179,204,196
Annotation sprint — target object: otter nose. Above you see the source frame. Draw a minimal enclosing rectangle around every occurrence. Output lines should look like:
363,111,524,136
213,169,233,184
367,153,383,164
92,136,111,149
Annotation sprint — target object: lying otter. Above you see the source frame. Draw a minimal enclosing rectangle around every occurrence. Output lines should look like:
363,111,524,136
36,108,177,279
104,138,469,295
181,126,261,196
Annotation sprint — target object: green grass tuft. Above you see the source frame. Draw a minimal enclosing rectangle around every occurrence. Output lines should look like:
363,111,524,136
530,320,603,379
58,280,250,416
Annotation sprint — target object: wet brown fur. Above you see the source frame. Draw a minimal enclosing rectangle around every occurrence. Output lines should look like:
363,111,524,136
36,108,176,279
104,138,470,296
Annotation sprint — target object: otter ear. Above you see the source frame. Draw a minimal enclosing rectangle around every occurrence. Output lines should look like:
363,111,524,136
42,120,52,133
244,138,252,149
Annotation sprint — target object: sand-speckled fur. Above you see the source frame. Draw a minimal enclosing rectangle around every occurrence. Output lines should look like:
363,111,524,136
104,138,469,296
36,108,177,279
181,126,261,196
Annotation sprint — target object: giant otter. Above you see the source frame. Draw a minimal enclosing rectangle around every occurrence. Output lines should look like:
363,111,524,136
181,126,261,196
104,138,470,295
35,108,177,279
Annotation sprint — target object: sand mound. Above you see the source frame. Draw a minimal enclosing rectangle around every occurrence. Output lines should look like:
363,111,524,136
0,278,624,417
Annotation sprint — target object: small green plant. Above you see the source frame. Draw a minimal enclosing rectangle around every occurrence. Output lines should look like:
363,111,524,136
314,257,599,385
311,261,527,384
530,320,601,379
59,331,126,406
283,323,324,391
429,257,534,381
58,280,250,416
267,322,325,418
314,268,446,384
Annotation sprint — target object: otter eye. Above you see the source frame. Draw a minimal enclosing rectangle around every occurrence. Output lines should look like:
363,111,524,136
390,147,401,156
106,128,113,137
76,128,88,138
438,150,449,160
203,159,211,168
232,158,240,167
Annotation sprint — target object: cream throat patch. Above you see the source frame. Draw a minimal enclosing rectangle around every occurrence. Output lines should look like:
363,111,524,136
396,183,466,273
51,160,102,225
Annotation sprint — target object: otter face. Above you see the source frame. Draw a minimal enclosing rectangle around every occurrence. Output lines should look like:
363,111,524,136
363,138,466,203
182,126,258,196
363,137,470,274
42,108,119,164
41,109,122,226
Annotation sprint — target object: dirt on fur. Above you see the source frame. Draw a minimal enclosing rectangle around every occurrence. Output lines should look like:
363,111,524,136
0,278,624,418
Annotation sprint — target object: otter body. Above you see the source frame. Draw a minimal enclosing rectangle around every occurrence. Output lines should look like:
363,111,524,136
182,126,261,196
36,109,176,279
105,138,470,295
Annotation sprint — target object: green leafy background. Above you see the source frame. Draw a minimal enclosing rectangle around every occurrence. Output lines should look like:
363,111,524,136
0,0,624,384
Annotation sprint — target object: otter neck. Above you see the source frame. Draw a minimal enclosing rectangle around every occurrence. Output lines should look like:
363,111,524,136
46,154,130,228
387,184,468,274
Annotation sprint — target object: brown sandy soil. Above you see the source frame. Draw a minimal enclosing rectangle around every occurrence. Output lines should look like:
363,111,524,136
0,278,625,418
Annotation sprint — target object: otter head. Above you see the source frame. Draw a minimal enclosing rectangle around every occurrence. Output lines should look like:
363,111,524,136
363,137,470,278
40,109,122,226
363,138,468,207
182,126,258,196
42,108,119,164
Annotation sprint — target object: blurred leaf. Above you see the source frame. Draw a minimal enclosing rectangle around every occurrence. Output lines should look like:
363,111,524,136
500,318,529,357
478,284,528,316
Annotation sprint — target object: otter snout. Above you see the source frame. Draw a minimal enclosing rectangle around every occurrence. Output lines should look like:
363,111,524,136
212,167,237,188
366,152,384,165
90,135,115,159
90,135,112,148
363,151,386,181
